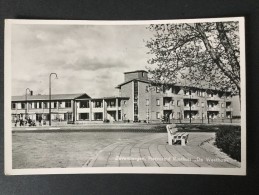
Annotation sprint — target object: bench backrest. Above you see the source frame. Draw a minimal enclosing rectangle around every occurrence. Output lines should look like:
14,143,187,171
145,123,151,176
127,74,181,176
166,124,177,135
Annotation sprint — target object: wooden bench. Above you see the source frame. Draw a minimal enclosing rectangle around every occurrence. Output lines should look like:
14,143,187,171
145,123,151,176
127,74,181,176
166,124,189,146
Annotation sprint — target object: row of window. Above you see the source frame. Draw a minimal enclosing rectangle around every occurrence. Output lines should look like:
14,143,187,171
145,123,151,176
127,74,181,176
146,99,230,108
12,100,125,110
155,112,229,119
11,101,72,109
79,100,121,108
145,86,231,99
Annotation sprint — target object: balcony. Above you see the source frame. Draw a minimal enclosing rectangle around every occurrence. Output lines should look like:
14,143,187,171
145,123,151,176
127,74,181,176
207,106,220,111
163,104,174,110
184,105,199,111
183,95,199,99
107,106,121,111
77,107,90,113
92,107,103,112
207,96,221,101
226,107,232,111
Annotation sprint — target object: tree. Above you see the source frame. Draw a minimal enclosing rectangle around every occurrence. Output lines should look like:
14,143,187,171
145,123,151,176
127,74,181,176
146,22,240,98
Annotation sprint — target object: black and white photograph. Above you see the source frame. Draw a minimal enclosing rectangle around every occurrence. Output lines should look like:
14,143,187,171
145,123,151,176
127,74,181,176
4,17,246,175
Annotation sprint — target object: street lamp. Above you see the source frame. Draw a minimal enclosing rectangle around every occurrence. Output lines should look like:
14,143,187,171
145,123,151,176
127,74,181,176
230,107,233,123
189,89,192,124
25,88,32,119
49,73,58,126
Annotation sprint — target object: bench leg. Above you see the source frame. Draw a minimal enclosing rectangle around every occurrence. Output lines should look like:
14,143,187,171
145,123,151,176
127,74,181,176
168,137,173,145
181,139,186,146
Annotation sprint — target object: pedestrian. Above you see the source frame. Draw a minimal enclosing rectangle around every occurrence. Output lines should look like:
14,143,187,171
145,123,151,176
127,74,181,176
28,117,32,126
39,115,42,126
19,118,23,126
14,116,18,127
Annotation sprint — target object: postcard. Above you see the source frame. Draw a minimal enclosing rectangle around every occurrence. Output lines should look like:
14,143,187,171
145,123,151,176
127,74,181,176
5,17,246,175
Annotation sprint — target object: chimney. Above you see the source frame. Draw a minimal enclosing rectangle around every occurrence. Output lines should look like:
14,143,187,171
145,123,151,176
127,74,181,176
30,91,33,96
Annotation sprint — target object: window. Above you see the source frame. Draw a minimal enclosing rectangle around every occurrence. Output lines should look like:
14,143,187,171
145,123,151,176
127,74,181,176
43,102,48,109
184,90,189,95
142,72,145,77
21,103,26,109
134,81,138,102
34,102,37,109
11,103,16,109
108,101,115,107
198,90,204,97
28,102,32,109
201,102,204,108
95,101,102,108
94,113,103,120
54,102,57,108
177,100,181,106
79,113,89,120
80,101,89,108
39,102,42,109
208,93,213,97
171,87,175,94
156,99,160,106
156,112,160,119
156,87,160,93
65,101,71,108
64,113,72,121
146,99,149,106
221,103,225,108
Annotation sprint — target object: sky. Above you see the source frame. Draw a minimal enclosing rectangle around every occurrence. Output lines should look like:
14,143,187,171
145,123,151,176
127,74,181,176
11,24,153,97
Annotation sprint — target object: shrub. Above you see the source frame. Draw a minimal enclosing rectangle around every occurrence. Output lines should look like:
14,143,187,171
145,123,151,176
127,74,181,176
215,126,241,161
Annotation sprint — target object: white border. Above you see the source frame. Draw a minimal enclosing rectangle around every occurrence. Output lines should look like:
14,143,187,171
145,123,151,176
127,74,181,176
4,17,246,175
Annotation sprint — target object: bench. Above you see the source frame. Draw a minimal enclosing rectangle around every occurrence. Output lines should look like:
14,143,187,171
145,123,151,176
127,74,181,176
166,124,189,146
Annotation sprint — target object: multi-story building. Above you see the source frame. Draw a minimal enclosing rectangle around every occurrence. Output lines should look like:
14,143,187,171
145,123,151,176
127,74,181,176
117,70,234,123
11,93,128,123
11,70,235,124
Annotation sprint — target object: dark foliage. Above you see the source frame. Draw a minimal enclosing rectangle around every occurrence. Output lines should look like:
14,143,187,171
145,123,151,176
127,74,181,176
215,126,241,161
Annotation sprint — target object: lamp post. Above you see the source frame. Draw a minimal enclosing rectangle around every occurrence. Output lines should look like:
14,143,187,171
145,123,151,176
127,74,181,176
49,73,58,126
189,89,192,124
230,107,233,123
25,88,32,119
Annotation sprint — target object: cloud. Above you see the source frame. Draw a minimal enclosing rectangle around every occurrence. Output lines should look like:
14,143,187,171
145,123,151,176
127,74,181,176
11,23,153,96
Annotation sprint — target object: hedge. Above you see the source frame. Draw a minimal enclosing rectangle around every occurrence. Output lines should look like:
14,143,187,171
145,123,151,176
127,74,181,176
215,126,241,161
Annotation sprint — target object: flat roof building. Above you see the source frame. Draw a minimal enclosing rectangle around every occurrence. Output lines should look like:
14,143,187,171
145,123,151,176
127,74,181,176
11,70,237,125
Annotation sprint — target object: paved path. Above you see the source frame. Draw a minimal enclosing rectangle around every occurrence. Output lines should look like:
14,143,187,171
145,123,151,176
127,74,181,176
86,133,239,168
12,131,240,169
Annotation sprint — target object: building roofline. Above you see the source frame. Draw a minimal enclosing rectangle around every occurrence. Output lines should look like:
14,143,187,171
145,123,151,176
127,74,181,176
91,96,130,100
116,79,150,88
124,70,148,74
116,79,232,93
11,93,91,102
